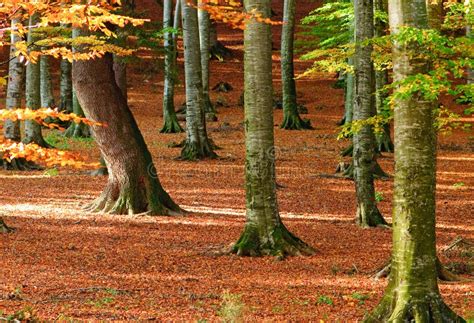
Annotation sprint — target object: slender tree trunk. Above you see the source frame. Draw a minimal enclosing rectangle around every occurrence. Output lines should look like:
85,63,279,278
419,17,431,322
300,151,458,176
40,54,55,108
180,0,216,160
365,0,465,320
353,0,387,227
161,0,183,133
4,18,23,143
231,0,314,258
198,0,216,116
280,0,312,130
23,13,49,147
73,52,182,215
59,58,73,112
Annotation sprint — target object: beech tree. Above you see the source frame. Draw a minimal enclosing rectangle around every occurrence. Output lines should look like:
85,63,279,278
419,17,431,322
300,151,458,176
280,0,311,130
40,55,55,109
161,0,183,133
352,0,387,227
231,0,314,258
365,0,465,320
180,0,216,160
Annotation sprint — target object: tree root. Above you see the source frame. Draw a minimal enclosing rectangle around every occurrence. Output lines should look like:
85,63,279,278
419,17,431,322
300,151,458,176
180,140,217,161
372,257,465,282
0,218,14,233
63,123,91,138
339,160,390,180
341,144,353,157
231,223,316,260
357,207,389,228
160,116,184,134
280,113,313,130
23,136,53,149
364,290,465,322
376,126,394,153
1,158,42,171
210,41,232,61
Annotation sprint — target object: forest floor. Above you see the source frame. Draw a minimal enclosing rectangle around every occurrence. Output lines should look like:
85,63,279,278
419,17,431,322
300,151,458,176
1,0,473,321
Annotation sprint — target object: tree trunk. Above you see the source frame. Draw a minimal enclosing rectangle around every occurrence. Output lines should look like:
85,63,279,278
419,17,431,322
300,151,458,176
209,21,232,60
40,54,55,108
113,56,127,102
231,0,314,258
23,13,49,148
468,26,473,85
161,0,183,134
73,51,182,215
4,18,23,143
198,0,216,116
365,0,465,320
180,0,216,160
59,58,73,112
280,0,312,130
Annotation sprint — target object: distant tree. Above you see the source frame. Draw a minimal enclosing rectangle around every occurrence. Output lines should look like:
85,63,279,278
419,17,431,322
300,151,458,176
59,58,73,112
180,0,216,160
161,0,183,133
352,0,387,227
364,0,466,320
23,13,50,147
231,0,314,258
280,0,312,130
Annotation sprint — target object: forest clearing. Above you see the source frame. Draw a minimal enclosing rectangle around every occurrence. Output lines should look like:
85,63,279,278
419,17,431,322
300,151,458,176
0,0,473,321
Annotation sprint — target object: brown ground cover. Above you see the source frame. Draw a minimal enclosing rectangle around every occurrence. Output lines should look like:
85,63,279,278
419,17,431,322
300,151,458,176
1,0,473,321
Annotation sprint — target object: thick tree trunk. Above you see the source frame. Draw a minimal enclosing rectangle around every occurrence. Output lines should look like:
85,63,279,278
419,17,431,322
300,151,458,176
365,0,465,320
23,13,49,147
40,55,55,108
198,1,216,116
73,52,182,215
280,0,312,130
180,0,216,160
161,0,183,134
231,0,314,258
353,0,387,227
4,18,23,143
59,58,73,112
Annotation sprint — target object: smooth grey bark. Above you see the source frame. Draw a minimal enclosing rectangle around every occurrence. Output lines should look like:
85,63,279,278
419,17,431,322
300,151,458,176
59,59,73,112
280,0,311,130
40,54,55,108
198,0,216,116
353,0,387,227
180,0,216,160
231,0,314,258
23,13,49,147
365,0,465,320
73,51,182,215
161,0,183,133
4,18,23,143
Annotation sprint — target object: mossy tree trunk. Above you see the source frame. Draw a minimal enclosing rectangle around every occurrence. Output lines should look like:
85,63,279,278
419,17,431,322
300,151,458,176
198,0,216,116
73,51,182,215
353,0,387,227
280,0,312,130
180,0,216,160
231,0,314,258
40,55,55,108
161,0,183,134
23,13,49,148
365,0,465,321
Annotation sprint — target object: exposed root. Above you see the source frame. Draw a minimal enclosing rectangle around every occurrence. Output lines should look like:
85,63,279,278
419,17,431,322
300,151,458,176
89,166,108,176
231,224,316,260
160,116,184,134
356,207,389,228
364,288,465,322
210,41,233,61
63,123,91,138
280,113,313,130
0,218,14,233
180,140,217,161
341,144,353,157
336,115,346,126
23,136,53,149
1,158,42,171
376,126,394,153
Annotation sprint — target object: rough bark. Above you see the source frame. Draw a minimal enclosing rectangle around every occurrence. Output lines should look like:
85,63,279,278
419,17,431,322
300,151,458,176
198,1,216,116
73,51,182,215
23,13,49,148
180,0,216,160
161,0,183,134
4,19,23,143
365,0,465,320
231,0,314,258
353,0,387,227
40,54,55,108
280,0,312,130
